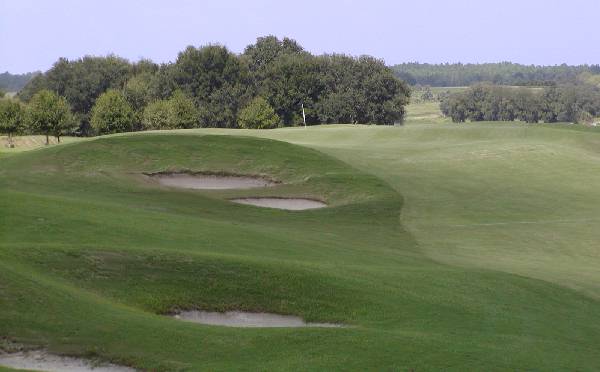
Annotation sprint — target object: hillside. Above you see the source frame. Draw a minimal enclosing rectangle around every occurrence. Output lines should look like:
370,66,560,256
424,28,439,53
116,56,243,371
2,118,600,369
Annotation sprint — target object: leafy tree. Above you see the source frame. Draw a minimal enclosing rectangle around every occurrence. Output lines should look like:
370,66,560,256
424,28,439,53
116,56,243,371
316,91,361,124
171,45,250,127
168,90,199,128
141,91,199,130
315,55,365,124
420,86,434,101
243,35,305,71
238,97,280,129
123,72,155,112
359,56,410,124
91,90,134,134
513,89,541,123
123,72,158,130
148,65,178,101
19,55,132,135
142,99,171,130
26,89,74,144
132,58,159,76
197,84,248,128
0,98,25,147
440,94,468,122
259,53,323,125
315,54,410,125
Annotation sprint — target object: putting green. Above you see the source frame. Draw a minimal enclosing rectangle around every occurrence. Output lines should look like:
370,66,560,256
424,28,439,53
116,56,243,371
1,124,600,370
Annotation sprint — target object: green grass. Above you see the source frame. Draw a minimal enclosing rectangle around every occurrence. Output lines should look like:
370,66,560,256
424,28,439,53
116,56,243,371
2,122,600,370
0,135,83,155
405,101,446,122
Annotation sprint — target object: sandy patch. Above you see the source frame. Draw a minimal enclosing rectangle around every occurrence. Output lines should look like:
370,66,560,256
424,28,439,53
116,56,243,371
173,311,342,328
146,172,276,190
230,198,327,210
0,350,135,372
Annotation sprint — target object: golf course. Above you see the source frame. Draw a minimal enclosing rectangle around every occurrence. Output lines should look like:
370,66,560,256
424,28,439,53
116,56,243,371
4,0,600,369
2,105,600,370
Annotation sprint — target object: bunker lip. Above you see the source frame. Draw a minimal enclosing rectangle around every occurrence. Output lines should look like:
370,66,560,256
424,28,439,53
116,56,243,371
230,197,327,210
0,350,135,372
144,171,279,190
171,310,343,328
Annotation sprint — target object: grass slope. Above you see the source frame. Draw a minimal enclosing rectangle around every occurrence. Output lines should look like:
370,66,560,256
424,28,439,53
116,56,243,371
0,135,82,155
244,122,600,299
1,124,600,370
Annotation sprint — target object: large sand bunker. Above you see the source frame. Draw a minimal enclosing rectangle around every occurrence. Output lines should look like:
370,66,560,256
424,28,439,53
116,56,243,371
146,172,277,190
0,350,135,372
173,311,342,328
230,198,327,210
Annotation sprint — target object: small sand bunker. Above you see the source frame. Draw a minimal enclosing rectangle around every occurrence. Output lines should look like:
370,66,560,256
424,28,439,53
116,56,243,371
231,198,327,210
147,173,276,190
173,311,342,328
0,350,135,372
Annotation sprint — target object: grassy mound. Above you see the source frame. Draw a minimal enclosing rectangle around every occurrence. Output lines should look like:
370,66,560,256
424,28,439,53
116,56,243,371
1,131,600,370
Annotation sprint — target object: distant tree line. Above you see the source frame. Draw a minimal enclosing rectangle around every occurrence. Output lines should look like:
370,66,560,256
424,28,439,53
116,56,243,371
14,36,409,136
392,62,600,87
0,71,40,92
440,84,600,124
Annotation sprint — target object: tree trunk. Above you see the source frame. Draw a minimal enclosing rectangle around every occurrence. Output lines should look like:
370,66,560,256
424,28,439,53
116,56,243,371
8,132,14,148
57,135,61,143
45,134,49,146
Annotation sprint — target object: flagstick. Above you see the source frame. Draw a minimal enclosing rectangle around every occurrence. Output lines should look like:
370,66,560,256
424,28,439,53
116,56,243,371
301,103,306,128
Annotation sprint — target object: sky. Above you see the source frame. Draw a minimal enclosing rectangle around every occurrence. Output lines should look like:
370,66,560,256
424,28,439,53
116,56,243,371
1,0,599,73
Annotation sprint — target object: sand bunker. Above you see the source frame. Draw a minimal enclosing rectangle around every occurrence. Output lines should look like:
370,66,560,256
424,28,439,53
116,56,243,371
230,198,327,210
173,311,342,328
0,350,135,372
147,173,276,190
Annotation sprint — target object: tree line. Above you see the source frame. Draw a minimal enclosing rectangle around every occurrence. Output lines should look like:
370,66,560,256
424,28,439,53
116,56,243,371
440,84,600,124
0,71,40,92
0,89,73,147
393,62,600,87
10,36,409,138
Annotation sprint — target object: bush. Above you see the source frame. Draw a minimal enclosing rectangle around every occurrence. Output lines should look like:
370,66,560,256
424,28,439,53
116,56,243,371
237,97,280,129
91,90,134,134
141,91,199,130
168,90,199,129
142,99,171,130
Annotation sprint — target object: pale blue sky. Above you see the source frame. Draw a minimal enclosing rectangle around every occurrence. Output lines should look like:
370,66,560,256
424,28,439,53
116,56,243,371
1,0,599,73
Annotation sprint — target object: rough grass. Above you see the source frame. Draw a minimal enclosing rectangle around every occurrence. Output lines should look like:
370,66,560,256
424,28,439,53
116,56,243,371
405,101,446,122
0,135,83,154
2,120,600,370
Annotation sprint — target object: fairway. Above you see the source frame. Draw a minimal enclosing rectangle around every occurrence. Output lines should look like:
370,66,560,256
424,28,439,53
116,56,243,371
2,122,600,370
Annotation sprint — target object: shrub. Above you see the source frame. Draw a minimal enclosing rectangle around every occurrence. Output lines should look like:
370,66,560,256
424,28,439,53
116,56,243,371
91,90,134,134
168,90,199,129
142,99,171,130
238,97,280,129
141,91,199,130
